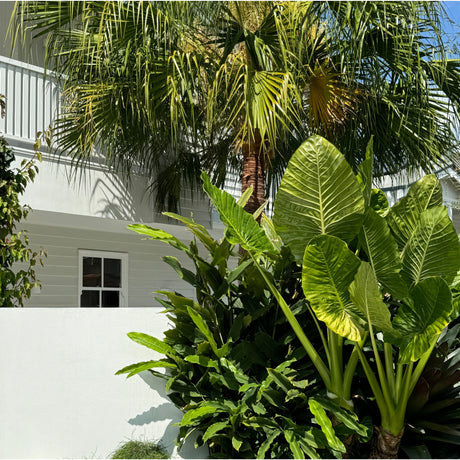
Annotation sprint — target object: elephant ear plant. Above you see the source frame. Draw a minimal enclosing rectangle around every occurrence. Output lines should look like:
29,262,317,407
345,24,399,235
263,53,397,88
201,135,460,458
118,135,459,458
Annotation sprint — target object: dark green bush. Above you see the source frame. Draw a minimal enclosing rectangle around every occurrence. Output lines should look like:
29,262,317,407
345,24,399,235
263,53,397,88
117,215,368,458
401,324,460,458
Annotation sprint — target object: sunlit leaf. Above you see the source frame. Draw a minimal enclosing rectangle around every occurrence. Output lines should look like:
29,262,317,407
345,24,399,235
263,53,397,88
302,235,364,341
274,135,365,260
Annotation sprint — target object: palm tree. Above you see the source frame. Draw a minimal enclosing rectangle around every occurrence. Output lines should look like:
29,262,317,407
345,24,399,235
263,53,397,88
12,1,460,216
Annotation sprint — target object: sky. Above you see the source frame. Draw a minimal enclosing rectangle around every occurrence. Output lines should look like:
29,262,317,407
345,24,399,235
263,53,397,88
442,1,460,52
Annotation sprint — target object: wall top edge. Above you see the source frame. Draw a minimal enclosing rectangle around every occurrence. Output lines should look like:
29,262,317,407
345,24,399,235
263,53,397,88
0,54,55,78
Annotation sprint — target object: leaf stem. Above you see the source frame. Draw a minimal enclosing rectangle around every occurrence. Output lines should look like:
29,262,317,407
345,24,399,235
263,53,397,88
252,256,331,389
395,361,404,397
369,323,394,409
408,340,437,395
328,329,343,396
356,346,388,420
343,339,365,400
384,342,396,396
307,303,331,366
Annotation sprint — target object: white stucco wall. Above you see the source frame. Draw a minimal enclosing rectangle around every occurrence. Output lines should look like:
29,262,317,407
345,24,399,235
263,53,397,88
9,145,212,228
0,308,208,459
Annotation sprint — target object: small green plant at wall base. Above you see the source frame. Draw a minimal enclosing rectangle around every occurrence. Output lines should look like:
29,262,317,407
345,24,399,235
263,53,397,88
111,440,168,459
0,95,47,307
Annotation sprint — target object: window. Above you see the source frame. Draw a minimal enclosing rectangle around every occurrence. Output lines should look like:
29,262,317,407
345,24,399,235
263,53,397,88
78,250,128,307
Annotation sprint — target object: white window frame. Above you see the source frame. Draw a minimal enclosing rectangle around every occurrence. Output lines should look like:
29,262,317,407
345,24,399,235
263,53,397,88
78,250,128,307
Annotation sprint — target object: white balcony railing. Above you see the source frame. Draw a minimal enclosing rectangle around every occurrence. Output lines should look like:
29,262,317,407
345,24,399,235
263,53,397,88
0,55,60,143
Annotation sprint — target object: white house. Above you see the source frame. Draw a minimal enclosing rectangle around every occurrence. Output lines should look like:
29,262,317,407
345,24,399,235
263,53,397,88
0,5,215,456
0,2,222,308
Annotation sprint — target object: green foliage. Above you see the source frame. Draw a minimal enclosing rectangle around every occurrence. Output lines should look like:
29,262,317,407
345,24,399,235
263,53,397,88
0,101,46,307
403,324,460,457
120,134,459,456
273,135,365,261
202,134,460,454
118,217,368,458
111,440,168,459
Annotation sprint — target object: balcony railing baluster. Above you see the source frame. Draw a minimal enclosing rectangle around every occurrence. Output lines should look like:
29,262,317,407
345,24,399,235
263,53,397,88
0,55,60,143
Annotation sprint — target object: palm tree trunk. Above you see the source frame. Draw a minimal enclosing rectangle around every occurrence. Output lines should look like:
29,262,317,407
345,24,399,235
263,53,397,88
370,426,404,459
241,129,266,217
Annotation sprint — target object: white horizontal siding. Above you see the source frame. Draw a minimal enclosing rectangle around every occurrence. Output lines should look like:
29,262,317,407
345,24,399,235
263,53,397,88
20,222,197,308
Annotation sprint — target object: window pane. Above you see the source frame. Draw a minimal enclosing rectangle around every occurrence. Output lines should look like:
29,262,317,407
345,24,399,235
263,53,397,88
83,257,101,287
81,290,100,307
102,291,119,308
104,258,121,288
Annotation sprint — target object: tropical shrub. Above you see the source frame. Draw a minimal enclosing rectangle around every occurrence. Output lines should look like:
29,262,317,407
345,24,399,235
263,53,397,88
117,213,369,458
0,96,46,307
119,134,460,458
201,135,460,458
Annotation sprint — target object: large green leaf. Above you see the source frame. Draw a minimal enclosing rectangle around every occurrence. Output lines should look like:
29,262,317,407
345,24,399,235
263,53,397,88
128,224,188,252
392,277,452,362
273,135,365,260
349,262,393,333
302,235,364,341
256,429,281,459
127,332,177,357
162,212,218,253
359,208,408,299
386,174,443,250
180,404,224,427
201,172,273,255
308,399,346,454
312,397,369,438
115,360,176,378
184,355,219,370
401,206,460,285
370,189,389,216
187,306,219,355
202,421,230,442
260,214,283,253
162,256,197,287
451,269,460,321
284,430,305,459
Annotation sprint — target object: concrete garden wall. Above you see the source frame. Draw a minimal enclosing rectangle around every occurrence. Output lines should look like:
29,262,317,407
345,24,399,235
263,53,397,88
0,308,208,459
